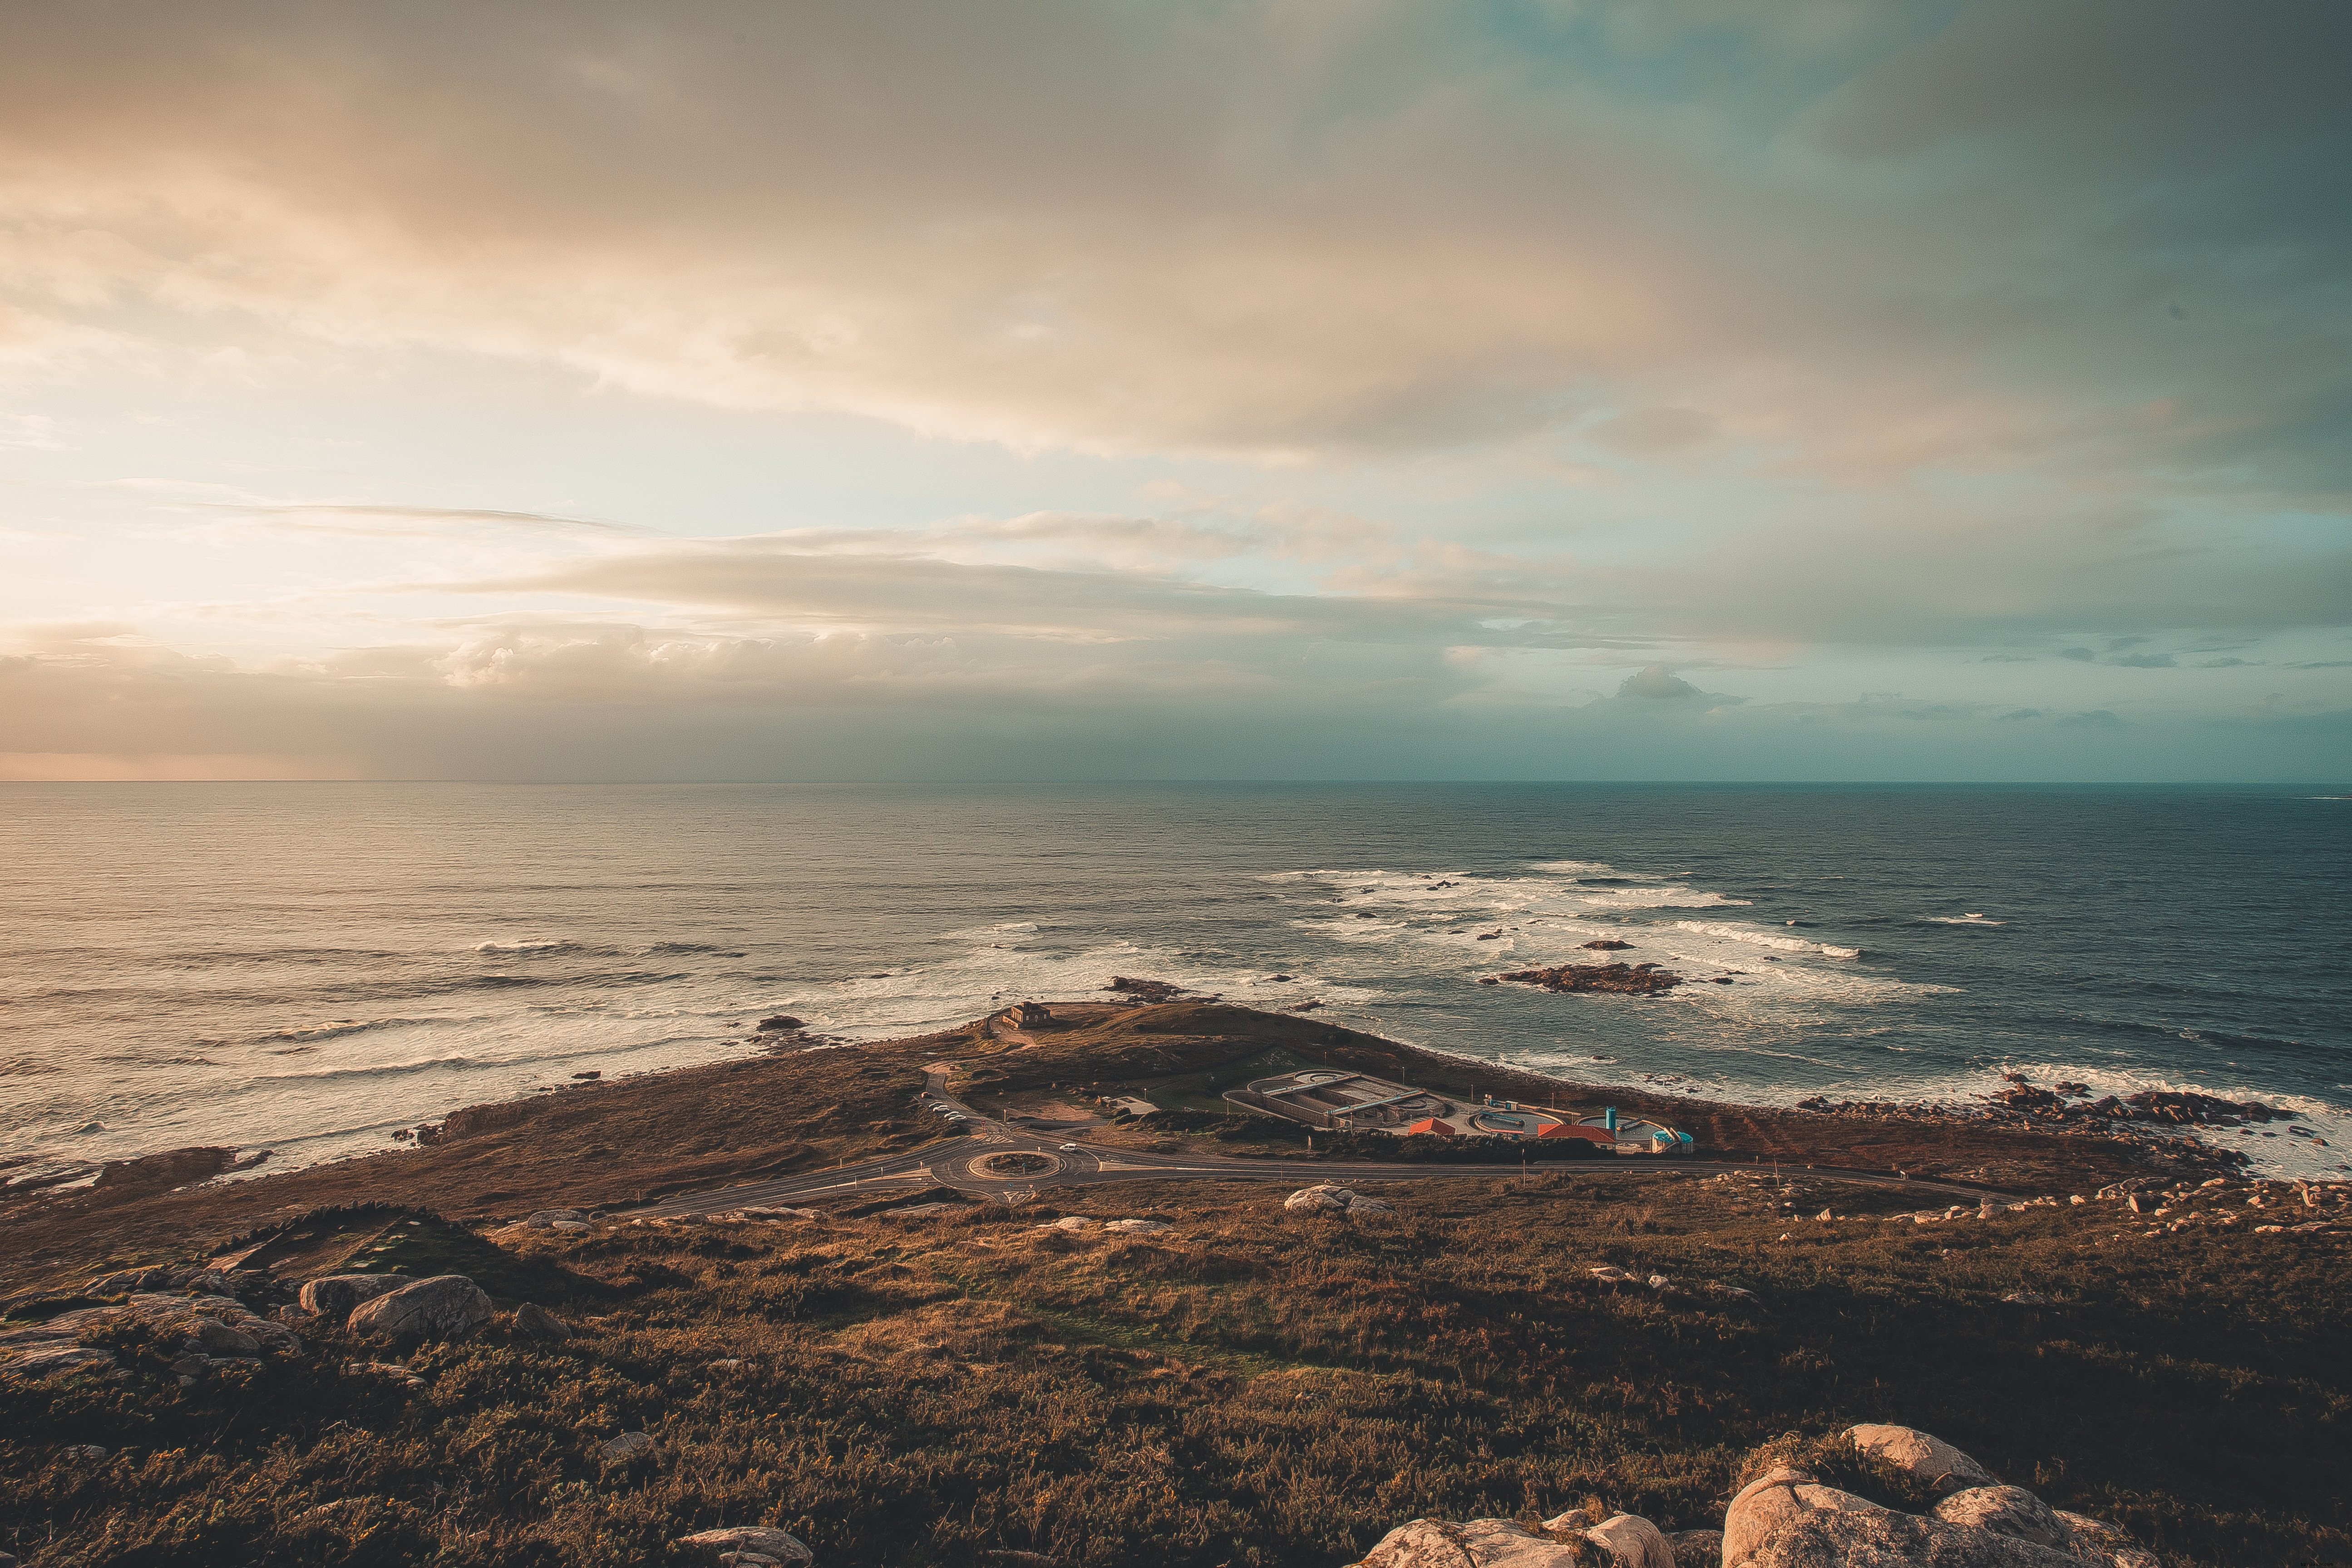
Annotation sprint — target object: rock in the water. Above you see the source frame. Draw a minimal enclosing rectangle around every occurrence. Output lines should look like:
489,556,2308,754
514,1302,573,1340
1664,1530,1721,1568
524,1208,588,1228
1584,1513,1675,1568
1847,1422,1997,1494
599,1430,654,1461
1934,1486,2068,1548
300,1273,411,1318
1352,1517,1585,1568
1493,962,1682,996
346,1275,494,1341
678,1525,813,1564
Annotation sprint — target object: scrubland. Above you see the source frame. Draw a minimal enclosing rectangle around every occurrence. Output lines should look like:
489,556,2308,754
5,1167,2346,1568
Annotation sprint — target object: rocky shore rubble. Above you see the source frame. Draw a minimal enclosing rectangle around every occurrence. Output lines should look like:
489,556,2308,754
1795,1071,2303,1136
1486,962,1683,996
1350,1424,2158,1568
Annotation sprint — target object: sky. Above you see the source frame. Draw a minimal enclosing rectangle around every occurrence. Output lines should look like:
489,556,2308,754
1,0,2347,781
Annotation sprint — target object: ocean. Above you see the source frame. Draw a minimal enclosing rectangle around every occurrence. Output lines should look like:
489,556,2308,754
3,782,2346,1183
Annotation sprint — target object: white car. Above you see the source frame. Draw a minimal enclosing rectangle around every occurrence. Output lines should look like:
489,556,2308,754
1060,1143,1080,1152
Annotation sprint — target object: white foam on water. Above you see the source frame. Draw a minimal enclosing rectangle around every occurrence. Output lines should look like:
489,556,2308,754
1579,886,1751,909
1926,914,2008,927
1672,921,1815,953
473,938,573,954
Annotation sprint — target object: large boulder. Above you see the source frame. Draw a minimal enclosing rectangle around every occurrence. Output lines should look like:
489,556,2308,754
1847,1423,1997,1495
1353,1518,1583,1568
1724,1465,2086,1568
1934,1487,2069,1548
300,1274,410,1318
1584,1513,1676,1568
1287,1185,1393,1218
346,1275,494,1340
677,1525,813,1565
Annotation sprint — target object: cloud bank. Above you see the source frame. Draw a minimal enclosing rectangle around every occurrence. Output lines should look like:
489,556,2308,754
0,1,2345,778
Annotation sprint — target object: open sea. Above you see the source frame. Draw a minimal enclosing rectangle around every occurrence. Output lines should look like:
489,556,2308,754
2,783,2346,1184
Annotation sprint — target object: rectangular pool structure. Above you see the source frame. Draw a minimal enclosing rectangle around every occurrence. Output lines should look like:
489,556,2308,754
1225,1070,1691,1154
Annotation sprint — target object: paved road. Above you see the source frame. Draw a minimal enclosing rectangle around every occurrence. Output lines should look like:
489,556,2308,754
633,1065,2002,1217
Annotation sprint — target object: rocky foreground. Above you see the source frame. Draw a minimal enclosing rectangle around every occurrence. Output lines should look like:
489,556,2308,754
1360,1424,2154,1568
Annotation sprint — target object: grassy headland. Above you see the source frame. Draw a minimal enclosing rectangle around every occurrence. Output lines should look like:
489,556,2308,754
3,1002,2342,1567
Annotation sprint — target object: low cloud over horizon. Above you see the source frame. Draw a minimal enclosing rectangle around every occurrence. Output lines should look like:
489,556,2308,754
2,1,2346,780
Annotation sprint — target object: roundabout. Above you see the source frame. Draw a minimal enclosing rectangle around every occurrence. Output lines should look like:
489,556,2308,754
969,1149,1061,1180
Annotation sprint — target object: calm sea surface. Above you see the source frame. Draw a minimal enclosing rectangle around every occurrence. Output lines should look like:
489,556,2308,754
3,783,2346,1182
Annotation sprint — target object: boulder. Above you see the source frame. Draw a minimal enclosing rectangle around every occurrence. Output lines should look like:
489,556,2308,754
678,1526,813,1564
1664,1531,1721,1568
524,1209,588,1228
346,1275,494,1341
1287,1187,1351,1216
599,1430,654,1462
190,1319,261,1356
300,1273,410,1318
1847,1423,1997,1494
1104,1219,1171,1234
2,1345,117,1379
514,1302,573,1340
1934,1487,2069,1548
1584,1512,1676,1568
1353,1517,1585,1568
1287,1184,1390,1218
1724,1464,2081,1568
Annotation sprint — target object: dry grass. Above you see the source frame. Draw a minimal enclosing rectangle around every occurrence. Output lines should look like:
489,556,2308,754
4,1169,2347,1568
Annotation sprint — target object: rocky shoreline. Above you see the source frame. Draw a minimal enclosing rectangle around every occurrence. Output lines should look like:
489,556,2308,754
1787,1070,2322,1177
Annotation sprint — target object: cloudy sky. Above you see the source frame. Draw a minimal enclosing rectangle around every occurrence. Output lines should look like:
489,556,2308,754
2,0,2346,781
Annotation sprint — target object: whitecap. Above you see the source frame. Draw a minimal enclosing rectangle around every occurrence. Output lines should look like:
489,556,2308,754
1581,888,1751,909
